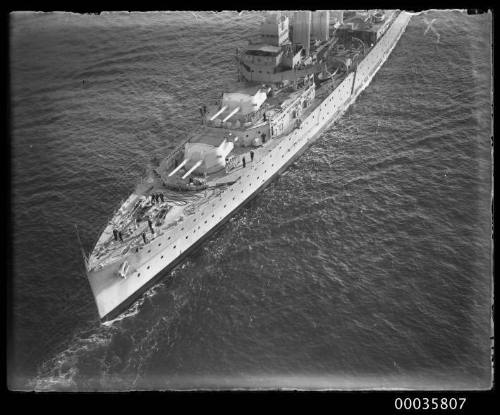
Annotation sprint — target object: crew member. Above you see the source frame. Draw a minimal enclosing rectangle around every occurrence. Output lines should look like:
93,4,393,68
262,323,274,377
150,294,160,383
142,232,147,244
113,229,118,241
250,150,254,162
148,219,154,234
242,157,246,168
118,231,123,242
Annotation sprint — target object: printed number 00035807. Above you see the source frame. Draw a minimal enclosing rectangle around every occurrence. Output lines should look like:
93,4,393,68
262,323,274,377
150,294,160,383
395,397,466,410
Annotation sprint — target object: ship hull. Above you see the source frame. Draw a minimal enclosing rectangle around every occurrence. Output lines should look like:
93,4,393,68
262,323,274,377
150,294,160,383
89,11,412,321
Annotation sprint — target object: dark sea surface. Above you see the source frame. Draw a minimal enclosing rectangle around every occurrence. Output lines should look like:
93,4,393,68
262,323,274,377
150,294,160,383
9,10,492,390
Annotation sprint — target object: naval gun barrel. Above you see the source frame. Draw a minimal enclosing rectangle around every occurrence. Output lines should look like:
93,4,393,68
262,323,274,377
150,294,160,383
181,160,203,179
209,105,228,121
222,106,240,122
168,158,189,177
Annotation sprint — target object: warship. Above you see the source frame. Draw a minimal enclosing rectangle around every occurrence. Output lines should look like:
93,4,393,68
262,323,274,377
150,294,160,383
85,10,412,321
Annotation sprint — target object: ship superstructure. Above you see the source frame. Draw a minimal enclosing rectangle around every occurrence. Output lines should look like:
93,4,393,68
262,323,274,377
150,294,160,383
85,10,412,321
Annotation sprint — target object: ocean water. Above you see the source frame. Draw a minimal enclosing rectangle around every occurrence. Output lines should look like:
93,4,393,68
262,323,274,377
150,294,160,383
9,10,492,390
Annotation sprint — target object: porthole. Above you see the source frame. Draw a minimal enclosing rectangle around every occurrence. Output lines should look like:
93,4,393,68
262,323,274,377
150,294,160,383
173,245,176,249
161,255,164,259
168,236,171,240
204,220,207,224
147,266,150,270
186,236,188,239
158,243,161,246
148,250,151,253
138,273,141,277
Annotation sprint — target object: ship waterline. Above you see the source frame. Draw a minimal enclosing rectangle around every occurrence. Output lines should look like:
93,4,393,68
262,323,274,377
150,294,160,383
86,10,412,321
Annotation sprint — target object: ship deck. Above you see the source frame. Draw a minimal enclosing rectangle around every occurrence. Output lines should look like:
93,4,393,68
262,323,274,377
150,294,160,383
88,119,296,271
87,12,386,273
89,68,356,272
